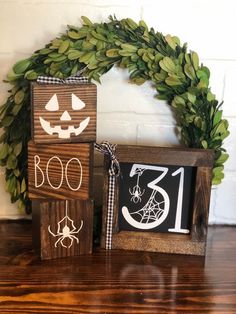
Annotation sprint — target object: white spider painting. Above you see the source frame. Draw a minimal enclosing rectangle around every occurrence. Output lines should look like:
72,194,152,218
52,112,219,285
48,201,83,249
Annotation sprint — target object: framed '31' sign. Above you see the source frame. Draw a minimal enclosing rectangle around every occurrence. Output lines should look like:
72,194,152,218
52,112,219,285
101,145,214,255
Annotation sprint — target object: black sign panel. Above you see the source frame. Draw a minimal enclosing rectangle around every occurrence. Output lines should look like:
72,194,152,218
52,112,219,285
118,162,196,234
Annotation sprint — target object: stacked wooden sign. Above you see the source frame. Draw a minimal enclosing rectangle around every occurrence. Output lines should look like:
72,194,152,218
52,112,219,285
28,81,97,260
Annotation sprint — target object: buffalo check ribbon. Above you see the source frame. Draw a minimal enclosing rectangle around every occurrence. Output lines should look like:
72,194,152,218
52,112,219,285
37,74,89,84
95,142,120,250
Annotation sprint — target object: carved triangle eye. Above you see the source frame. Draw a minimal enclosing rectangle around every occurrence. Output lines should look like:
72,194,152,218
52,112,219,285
72,93,85,110
45,94,59,111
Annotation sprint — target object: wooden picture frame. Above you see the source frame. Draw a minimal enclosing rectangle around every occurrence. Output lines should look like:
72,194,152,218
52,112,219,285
101,145,214,255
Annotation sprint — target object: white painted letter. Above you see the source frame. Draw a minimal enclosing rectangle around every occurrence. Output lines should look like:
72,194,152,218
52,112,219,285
46,156,63,190
34,155,44,188
65,157,82,191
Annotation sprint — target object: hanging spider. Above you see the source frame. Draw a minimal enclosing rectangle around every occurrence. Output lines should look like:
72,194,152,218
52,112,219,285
48,201,83,249
129,185,145,203
129,167,145,203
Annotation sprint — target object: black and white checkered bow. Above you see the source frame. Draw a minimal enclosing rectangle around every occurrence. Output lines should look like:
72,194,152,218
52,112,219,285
37,75,89,84
95,141,120,250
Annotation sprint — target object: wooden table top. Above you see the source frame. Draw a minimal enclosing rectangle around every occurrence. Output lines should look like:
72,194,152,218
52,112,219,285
0,221,235,313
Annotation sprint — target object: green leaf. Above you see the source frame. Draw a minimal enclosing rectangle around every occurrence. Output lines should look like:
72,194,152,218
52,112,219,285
201,140,208,149
13,59,31,74
119,50,133,57
159,57,176,73
58,40,70,53
213,110,222,127
174,95,186,105
194,116,202,128
81,16,93,26
68,50,83,60
1,115,14,127
165,34,177,50
106,49,120,58
215,152,229,165
13,142,22,156
79,51,96,64
185,53,191,64
6,154,17,169
207,92,215,102
139,20,148,30
7,69,23,81
0,143,9,159
184,64,196,80
191,52,199,71
24,70,38,80
154,71,167,82
129,77,146,85
91,31,107,41
120,44,138,52
20,178,26,193
187,92,196,104
197,66,210,80
165,76,182,86
67,30,81,40
126,18,138,30
11,104,22,116
197,79,208,89
6,177,17,194
14,90,25,105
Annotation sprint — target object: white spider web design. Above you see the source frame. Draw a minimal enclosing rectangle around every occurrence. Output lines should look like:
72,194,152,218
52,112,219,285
129,189,165,224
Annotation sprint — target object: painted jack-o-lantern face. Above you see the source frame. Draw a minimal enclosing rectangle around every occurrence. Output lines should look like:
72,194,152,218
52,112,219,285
39,93,90,139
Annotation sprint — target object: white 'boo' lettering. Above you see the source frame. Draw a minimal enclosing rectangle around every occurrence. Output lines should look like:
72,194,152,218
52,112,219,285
34,155,83,191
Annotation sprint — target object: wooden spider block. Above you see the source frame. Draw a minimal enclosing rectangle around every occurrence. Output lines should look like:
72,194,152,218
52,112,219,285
32,199,94,260
28,141,93,200
31,82,97,144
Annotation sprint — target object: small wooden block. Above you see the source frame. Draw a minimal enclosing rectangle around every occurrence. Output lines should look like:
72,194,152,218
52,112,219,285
31,83,97,143
32,199,94,260
28,141,93,200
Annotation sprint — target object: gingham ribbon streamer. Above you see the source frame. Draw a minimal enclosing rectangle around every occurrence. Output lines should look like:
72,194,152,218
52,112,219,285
37,75,89,84
94,142,120,250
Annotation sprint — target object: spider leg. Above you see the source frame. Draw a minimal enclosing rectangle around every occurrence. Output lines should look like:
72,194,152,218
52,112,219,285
140,189,145,197
54,236,63,247
71,220,83,234
129,187,134,195
60,236,69,248
48,225,62,237
70,235,80,246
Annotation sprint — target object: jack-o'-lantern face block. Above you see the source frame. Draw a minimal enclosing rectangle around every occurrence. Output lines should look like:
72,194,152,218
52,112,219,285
31,83,97,143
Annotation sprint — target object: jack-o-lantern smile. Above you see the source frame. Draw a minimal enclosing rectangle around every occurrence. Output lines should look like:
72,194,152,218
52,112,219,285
39,93,90,139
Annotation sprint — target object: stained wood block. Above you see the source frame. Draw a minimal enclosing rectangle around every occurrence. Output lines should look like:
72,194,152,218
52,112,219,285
31,83,97,143
32,199,94,260
28,141,93,200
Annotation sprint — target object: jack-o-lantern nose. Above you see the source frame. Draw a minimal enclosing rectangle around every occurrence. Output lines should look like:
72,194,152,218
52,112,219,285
60,110,71,121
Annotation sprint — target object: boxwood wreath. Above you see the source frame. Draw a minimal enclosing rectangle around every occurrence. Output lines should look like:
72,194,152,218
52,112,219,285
0,16,230,213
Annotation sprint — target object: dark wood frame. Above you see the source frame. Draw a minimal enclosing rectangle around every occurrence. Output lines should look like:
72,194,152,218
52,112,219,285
101,145,214,255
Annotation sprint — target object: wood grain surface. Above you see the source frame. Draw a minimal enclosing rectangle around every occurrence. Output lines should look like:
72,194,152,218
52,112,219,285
31,83,97,143
32,199,94,260
0,221,236,313
28,141,93,200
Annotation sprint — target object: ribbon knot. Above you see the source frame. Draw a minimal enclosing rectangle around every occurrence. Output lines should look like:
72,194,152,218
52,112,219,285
37,75,89,85
94,141,120,177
